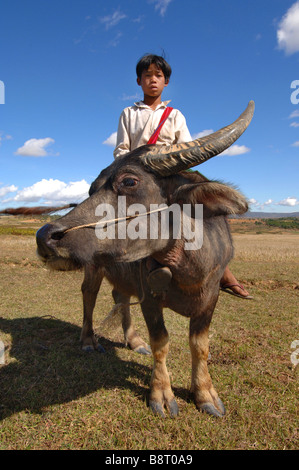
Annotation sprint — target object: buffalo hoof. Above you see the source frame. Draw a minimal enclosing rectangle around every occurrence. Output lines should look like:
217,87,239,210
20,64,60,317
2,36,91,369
134,344,151,355
149,398,179,418
168,398,179,417
200,398,226,418
96,344,106,353
82,343,106,353
149,400,165,418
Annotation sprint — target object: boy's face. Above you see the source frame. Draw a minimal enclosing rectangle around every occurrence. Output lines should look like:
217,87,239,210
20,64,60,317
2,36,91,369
137,63,168,98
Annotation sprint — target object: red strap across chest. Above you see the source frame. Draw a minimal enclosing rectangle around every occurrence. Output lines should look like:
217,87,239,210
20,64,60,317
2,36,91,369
147,107,173,145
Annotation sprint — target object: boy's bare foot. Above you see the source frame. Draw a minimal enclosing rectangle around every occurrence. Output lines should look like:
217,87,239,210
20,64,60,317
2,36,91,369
147,267,172,294
220,266,253,300
220,283,253,299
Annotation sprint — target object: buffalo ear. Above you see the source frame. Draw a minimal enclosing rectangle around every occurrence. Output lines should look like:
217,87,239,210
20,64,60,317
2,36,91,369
171,182,248,217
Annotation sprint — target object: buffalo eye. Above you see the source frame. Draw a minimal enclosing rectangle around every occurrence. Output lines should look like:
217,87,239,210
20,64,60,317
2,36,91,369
121,177,139,187
114,174,140,193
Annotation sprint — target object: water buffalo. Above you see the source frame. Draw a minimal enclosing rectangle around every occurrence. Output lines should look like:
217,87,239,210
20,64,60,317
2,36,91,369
36,101,254,417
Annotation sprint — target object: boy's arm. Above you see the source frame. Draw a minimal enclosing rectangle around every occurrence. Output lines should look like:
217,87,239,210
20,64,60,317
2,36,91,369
113,110,131,159
174,110,192,143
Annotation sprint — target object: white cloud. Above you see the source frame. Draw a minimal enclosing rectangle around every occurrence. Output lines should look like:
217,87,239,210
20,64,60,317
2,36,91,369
192,129,214,140
249,196,299,210
278,196,299,206
264,199,273,206
289,109,299,118
8,178,90,205
289,110,299,128
121,93,142,101
132,15,144,23
249,199,268,210
149,0,173,16
103,132,117,147
292,141,299,146
0,184,18,198
100,9,127,30
277,1,299,54
15,138,57,157
248,198,273,210
108,32,123,47
0,132,12,145
220,144,251,156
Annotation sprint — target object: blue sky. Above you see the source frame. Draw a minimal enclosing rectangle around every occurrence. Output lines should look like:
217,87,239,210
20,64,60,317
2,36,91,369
0,0,298,213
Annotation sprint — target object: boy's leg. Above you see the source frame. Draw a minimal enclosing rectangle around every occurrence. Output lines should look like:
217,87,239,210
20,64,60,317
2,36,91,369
146,257,172,294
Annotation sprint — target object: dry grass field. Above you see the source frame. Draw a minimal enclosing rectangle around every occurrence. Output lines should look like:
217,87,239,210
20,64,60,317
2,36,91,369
0,216,298,450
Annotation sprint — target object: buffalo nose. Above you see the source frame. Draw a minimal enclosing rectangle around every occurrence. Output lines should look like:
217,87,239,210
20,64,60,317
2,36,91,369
36,223,66,255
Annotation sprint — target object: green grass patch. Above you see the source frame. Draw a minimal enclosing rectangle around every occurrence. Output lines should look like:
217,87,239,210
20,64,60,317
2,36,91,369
264,217,299,230
0,226,36,236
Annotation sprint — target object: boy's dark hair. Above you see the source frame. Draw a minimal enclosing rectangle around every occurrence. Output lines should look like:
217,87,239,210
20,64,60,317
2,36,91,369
136,54,172,82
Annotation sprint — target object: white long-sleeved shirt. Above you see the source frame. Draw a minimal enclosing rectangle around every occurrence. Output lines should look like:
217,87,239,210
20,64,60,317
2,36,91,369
113,100,192,159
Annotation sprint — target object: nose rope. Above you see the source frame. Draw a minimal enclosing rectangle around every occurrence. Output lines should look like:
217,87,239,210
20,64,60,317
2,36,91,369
63,205,170,233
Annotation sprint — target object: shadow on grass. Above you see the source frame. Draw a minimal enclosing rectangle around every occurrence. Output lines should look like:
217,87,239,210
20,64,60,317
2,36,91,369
0,316,152,421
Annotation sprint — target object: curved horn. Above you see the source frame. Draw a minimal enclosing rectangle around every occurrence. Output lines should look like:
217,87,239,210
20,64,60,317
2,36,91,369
141,101,255,176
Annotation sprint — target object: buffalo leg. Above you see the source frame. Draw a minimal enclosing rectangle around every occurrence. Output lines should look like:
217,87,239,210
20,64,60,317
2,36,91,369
189,298,226,417
141,298,178,417
112,289,150,355
80,265,105,352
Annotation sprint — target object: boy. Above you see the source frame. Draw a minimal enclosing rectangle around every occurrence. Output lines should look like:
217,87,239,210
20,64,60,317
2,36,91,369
114,54,191,157
114,54,252,299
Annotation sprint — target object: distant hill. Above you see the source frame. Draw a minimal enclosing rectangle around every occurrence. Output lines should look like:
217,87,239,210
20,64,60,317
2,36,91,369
232,212,299,219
